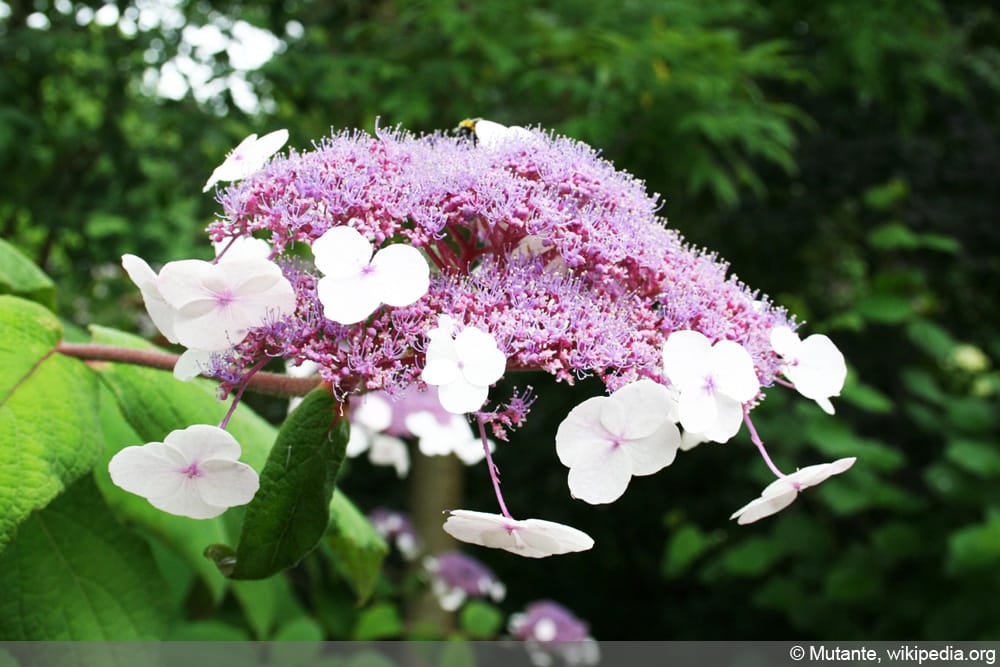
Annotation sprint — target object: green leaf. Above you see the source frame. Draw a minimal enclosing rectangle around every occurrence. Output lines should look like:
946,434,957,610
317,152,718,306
352,602,402,640
326,490,389,603
660,523,725,579
0,296,101,551
228,388,349,579
273,616,325,641
947,511,1000,574
459,600,504,639
0,476,171,639
0,239,55,309
945,438,1000,478
229,575,305,639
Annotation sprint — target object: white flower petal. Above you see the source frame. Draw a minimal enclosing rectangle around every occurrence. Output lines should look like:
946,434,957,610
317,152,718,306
147,481,229,520
626,421,681,476
368,435,410,477
121,254,179,343
730,487,798,525
195,459,260,506
566,446,632,505
554,397,609,468
769,326,801,358
700,394,745,444
354,393,393,432
677,390,719,436
442,510,594,558
679,429,707,451
311,226,373,279
108,443,187,499
438,377,489,414
421,357,460,387
454,328,506,386
662,330,712,390
815,396,836,415
346,427,371,457
710,340,760,402
173,348,214,381
371,244,430,307
786,334,847,401
609,379,675,439
202,129,288,192
316,273,383,325
214,236,271,262
164,424,243,462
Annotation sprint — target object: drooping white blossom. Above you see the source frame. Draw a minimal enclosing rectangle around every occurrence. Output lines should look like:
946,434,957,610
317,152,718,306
108,424,259,519
555,379,681,504
122,254,180,344
157,257,296,351
202,129,289,192
421,316,507,414
770,326,847,415
442,510,595,558
311,225,430,325
730,457,857,525
661,330,760,443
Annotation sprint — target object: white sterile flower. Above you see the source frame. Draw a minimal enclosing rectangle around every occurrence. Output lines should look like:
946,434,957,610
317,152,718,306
730,457,857,525
157,257,296,351
122,254,179,344
422,317,507,414
442,510,595,559
555,379,681,504
202,129,289,192
472,119,535,149
347,393,409,477
404,411,494,465
311,225,430,325
108,424,259,519
661,330,761,444
173,348,215,382
770,326,847,415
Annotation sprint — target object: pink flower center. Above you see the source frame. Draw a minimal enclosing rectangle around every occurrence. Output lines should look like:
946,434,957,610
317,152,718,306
179,462,203,479
214,289,235,307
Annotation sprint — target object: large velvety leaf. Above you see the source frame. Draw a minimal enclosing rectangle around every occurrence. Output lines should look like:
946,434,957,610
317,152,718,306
228,387,348,579
0,296,101,551
326,490,388,603
0,476,171,639
0,239,55,309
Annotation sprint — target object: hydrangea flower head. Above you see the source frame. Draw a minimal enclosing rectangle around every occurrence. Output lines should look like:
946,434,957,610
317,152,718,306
510,601,600,666
424,550,506,611
369,508,421,560
108,424,259,519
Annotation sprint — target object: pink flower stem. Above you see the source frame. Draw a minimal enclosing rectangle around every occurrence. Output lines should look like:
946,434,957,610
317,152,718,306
476,413,514,520
218,357,269,429
212,236,238,264
743,407,788,480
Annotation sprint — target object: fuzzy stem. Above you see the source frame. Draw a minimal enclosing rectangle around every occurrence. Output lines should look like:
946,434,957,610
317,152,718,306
56,342,321,397
477,414,513,519
743,408,788,480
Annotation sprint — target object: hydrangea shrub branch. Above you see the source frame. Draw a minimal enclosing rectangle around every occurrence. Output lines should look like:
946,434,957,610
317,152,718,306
105,119,853,552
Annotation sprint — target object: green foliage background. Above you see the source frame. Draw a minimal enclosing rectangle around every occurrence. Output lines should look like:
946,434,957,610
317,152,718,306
2,0,999,640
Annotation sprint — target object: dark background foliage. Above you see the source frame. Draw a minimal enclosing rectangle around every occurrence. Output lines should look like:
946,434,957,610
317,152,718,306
2,0,999,640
